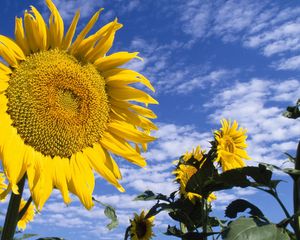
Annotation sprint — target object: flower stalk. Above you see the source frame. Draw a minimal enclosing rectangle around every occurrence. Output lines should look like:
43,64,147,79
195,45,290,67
293,141,300,239
1,175,26,240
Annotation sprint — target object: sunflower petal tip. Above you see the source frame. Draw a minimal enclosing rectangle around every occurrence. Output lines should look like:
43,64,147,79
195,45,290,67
12,184,19,194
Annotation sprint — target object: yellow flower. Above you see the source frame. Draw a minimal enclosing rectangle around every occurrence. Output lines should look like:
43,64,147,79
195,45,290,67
129,210,155,240
0,0,157,210
17,199,35,230
173,146,216,203
214,119,250,172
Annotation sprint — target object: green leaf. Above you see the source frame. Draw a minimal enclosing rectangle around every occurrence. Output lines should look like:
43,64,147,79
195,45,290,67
186,165,273,197
164,225,183,237
134,190,169,202
104,205,119,230
225,199,266,220
223,217,290,240
92,197,118,230
283,99,300,119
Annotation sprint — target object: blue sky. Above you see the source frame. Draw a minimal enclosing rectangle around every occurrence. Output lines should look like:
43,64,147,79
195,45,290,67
1,0,300,239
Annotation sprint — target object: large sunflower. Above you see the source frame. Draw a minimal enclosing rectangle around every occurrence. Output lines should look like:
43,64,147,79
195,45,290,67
0,0,157,210
214,119,250,171
173,146,216,203
129,210,155,240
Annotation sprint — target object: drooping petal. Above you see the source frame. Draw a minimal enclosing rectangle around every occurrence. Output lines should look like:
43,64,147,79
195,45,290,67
68,152,94,209
52,156,71,204
100,132,146,167
110,98,157,119
83,145,124,191
108,120,156,143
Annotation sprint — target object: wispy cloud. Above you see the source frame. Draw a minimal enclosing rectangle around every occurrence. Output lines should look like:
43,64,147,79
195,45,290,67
177,0,300,57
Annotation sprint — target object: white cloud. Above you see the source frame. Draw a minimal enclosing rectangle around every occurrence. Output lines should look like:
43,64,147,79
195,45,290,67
177,0,300,57
273,55,300,70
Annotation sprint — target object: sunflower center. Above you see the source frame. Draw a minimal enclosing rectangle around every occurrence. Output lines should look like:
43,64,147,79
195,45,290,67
136,221,147,238
6,49,110,158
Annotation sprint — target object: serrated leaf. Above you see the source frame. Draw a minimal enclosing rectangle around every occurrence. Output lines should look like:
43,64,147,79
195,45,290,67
223,217,290,240
164,225,183,237
225,199,265,220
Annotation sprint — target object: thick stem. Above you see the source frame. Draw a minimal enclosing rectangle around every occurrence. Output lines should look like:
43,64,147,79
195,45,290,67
293,141,300,239
1,175,26,240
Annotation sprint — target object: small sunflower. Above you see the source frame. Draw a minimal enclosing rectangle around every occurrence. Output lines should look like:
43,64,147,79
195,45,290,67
173,146,216,203
214,119,250,172
0,0,157,209
17,198,35,230
129,210,155,240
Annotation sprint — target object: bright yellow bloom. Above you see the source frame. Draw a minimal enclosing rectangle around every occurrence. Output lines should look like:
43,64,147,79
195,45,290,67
17,199,35,230
129,210,155,240
0,0,157,210
214,119,250,172
173,146,216,203
0,173,8,200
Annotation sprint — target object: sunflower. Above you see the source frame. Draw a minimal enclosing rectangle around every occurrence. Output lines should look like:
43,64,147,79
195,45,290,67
0,172,8,200
214,119,250,172
173,146,216,203
17,199,35,230
0,0,157,210
129,210,155,240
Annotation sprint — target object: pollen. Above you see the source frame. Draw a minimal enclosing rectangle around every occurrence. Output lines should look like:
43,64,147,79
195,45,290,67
6,49,110,158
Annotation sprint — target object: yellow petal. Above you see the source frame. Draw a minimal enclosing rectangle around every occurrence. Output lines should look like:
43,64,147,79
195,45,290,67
68,152,94,209
1,133,26,194
15,17,30,55
0,42,19,67
0,81,8,92
69,9,103,54
108,120,156,143
105,68,154,92
100,132,146,167
108,86,158,104
83,145,124,191
46,0,64,48
110,98,157,119
85,19,123,62
52,156,71,204
94,52,142,72
27,6,48,51
0,35,25,60
0,62,12,75
61,11,80,50
110,106,158,130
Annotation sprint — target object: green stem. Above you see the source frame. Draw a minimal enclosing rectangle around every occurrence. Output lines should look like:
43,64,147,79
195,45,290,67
273,189,291,219
293,141,300,239
1,175,26,240
18,196,32,221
